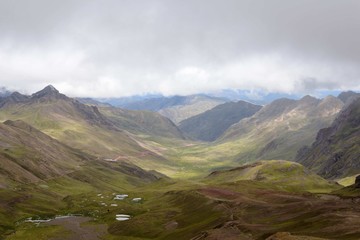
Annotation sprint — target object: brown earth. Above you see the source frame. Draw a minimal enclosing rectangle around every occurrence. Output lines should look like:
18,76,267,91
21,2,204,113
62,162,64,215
195,186,360,240
43,216,107,240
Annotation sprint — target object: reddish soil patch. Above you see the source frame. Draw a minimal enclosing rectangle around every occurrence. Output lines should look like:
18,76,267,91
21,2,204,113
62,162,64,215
199,188,239,200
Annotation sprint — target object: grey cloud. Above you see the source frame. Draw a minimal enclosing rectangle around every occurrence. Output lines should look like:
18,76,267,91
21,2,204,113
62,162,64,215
297,78,340,92
0,0,360,97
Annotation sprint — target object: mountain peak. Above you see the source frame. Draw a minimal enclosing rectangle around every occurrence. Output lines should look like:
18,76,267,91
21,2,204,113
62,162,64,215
31,85,65,100
9,91,29,101
41,85,59,94
299,95,318,103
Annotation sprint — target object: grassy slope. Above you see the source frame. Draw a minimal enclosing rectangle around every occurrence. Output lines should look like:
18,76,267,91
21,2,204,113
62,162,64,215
0,99,145,157
223,96,343,161
0,120,87,185
205,160,339,193
99,106,184,139
6,163,360,240
0,159,164,237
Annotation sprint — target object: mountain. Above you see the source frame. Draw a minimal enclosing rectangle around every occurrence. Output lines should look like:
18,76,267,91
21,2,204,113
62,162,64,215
296,97,360,179
218,95,344,162
99,107,185,139
337,91,360,105
208,89,302,104
77,97,184,139
178,101,262,141
118,95,227,124
0,87,12,97
0,85,160,159
0,92,29,107
76,97,113,107
96,94,163,108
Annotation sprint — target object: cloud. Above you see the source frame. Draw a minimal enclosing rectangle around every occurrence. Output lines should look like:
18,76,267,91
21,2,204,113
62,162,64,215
0,0,360,97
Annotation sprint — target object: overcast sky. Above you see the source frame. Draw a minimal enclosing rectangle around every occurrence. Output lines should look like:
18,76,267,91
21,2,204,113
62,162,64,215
0,0,360,97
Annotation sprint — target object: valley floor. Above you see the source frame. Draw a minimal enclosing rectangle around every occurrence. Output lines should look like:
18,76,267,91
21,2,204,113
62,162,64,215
3,171,360,240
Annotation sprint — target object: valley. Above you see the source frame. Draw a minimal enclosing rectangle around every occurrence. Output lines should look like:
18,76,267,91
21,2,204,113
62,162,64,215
1,86,360,240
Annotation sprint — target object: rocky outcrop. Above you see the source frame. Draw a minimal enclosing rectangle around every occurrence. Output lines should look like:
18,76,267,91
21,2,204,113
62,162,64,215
296,98,360,179
355,175,360,188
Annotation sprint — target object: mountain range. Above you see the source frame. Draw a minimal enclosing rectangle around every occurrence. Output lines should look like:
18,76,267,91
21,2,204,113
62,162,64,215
108,94,227,124
218,95,345,161
1,86,360,239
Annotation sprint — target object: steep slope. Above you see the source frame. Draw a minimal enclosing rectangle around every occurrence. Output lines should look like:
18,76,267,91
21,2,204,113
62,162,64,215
78,97,184,139
99,107,184,139
121,95,227,124
0,86,154,159
179,101,262,141
296,98,360,179
0,120,86,185
216,95,344,162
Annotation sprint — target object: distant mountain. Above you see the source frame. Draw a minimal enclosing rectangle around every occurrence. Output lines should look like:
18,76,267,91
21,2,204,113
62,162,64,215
207,89,301,104
0,92,29,107
296,97,360,179
0,87,12,97
99,107,185,139
78,97,184,139
208,89,345,105
115,94,228,124
219,95,344,162
97,94,163,108
179,100,262,141
77,97,113,107
337,91,360,105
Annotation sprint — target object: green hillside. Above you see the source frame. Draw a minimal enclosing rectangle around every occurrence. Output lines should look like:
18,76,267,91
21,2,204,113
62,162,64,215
99,106,184,139
0,120,85,185
218,95,344,162
206,160,338,193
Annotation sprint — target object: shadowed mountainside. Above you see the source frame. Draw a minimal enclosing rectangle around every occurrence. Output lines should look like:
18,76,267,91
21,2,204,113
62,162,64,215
179,100,262,141
296,97,360,179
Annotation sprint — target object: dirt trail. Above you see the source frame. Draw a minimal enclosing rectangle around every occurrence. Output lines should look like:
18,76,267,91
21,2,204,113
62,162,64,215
43,216,107,240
